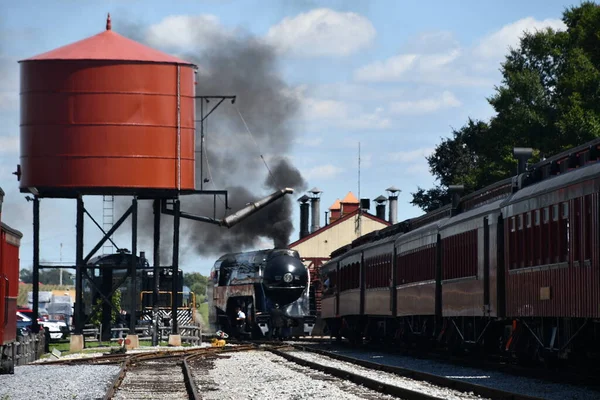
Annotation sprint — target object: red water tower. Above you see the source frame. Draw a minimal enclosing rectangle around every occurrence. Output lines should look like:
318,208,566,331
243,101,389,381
18,15,196,195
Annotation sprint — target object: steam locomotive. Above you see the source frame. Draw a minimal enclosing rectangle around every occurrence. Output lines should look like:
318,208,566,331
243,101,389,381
207,248,316,338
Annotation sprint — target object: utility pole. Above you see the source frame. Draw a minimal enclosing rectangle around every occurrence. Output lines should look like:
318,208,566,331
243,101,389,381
59,243,63,286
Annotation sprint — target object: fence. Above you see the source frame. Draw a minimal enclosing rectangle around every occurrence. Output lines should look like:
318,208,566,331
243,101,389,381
81,324,203,346
14,331,46,366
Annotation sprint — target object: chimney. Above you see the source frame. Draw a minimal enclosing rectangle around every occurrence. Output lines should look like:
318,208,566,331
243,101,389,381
386,186,401,224
360,198,370,212
0,186,4,217
373,195,387,221
298,195,310,239
309,187,322,233
448,185,464,217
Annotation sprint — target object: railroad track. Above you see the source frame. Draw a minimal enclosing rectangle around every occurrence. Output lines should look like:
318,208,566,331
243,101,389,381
105,354,199,399
98,345,255,399
258,342,546,400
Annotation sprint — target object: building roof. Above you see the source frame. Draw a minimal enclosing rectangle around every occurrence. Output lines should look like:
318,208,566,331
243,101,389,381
288,209,390,248
329,199,341,210
20,14,195,66
341,191,359,204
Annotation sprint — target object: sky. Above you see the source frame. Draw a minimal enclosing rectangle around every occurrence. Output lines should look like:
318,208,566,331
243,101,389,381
0,0,573,276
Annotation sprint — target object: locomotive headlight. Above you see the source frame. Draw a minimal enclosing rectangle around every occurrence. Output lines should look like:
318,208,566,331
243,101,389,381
283,273,293,283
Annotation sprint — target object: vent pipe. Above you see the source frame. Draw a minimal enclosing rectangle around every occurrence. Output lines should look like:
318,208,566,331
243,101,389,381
374,195,387,221
448,185,464,217
386,186,400,224
513,148,533,192
309,187,322,233
514,147,533,175
298,194,310,239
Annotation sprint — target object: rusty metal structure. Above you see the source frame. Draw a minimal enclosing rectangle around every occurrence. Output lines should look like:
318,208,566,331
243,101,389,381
17,14,293,344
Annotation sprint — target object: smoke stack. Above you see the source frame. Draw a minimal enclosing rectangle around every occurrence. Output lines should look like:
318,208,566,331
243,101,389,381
386,186,401,224
309,187,322,233
374,195,387,221
0,186,4,216
298,194,310,239
513,148,533,175
448,185,464,217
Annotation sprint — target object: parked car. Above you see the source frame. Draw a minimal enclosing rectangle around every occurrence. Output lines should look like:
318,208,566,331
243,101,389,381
15,310,68,340
40,319,69,340
16,311,32,330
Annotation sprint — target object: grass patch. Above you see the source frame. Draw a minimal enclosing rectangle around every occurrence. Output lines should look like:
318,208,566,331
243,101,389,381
47,337,192,356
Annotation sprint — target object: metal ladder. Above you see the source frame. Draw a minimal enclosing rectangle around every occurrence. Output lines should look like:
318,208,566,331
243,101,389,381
102,195,115,255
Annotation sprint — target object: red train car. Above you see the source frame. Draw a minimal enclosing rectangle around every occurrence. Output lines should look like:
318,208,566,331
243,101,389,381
0,188,24,374
320,138,600,364
502,160,600,359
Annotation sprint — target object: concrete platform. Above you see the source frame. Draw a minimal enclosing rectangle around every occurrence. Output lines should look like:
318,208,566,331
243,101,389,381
125,334,139,350
69,335,84,352
168,334,181,347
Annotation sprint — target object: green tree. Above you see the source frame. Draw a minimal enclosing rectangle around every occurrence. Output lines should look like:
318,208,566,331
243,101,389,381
20,268,32,284
183,272,208,306
411,2,600,211
89,289,122,327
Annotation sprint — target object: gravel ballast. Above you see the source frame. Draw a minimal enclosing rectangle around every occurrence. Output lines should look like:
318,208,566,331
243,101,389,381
0,364,121,400
192,350,399,400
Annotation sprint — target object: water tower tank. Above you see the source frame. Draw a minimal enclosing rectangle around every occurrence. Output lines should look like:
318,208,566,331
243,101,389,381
17,15,197,197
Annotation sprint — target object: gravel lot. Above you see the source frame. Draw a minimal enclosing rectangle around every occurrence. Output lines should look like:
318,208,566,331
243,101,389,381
309,346,600,400
191,350,400,400
0,364,121,400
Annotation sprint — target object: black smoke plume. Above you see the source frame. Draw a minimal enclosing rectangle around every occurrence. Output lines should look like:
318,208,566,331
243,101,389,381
115,19,306,261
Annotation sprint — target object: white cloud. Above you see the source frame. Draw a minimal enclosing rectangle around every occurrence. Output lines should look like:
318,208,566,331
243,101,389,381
0,136,18,154
303,164,344,180
0,57,18,112
387,147,434,163
294,137,323,147
289,85,391,131
353,17,565,86
303,97,349,120
389,91,461,115
474,17,566,61
145,14,230,51
265,8,376,57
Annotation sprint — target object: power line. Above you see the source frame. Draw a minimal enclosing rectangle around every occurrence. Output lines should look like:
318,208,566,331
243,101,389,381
235,105,275,183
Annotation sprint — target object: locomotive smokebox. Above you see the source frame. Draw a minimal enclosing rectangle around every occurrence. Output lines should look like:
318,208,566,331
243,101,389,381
17,14,198,196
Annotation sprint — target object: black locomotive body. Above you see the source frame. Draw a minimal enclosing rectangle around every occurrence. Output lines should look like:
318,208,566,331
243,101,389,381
207,248,316,338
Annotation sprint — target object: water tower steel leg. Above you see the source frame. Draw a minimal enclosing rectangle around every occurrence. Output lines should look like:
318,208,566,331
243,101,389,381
32,196,40,334
152,199,161,346
171,199,180,334
129,198,138,334
75,196,84,335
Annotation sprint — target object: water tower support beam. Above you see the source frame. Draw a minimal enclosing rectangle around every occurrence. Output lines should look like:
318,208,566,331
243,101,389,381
129,198,138,334
171,199,181,334
75,196,85,334
32,196,40,334
152,199,161,346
